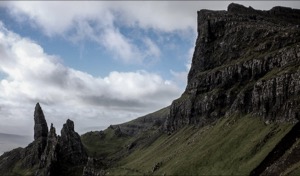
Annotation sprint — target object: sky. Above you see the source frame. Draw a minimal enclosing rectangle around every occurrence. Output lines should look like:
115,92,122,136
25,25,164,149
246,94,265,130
0,1,299,137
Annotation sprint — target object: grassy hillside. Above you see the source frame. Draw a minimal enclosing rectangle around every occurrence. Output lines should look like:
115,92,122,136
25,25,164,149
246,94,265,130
81,114,293,175
81,107,169,159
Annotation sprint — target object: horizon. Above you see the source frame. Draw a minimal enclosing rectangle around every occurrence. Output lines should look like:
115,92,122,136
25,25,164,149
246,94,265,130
0,1,300,139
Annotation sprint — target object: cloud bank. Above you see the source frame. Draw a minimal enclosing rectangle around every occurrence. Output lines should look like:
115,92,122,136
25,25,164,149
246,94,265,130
0,22,181,135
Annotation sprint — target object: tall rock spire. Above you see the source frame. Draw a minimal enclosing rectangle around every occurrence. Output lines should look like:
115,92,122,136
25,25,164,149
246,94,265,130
34,103,48,140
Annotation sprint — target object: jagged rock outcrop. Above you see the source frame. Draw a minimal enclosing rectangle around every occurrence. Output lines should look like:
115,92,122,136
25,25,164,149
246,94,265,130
0,148,22,173
0,103,50,173
82,157,105,176
34,103,48,140
21,103,49,168
36,124,59,176
165,3,300,132
0,104,89,175
59,119,88,166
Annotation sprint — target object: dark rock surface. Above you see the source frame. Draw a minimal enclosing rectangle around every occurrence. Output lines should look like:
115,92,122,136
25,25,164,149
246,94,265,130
250,122,300,175
0,148,22,173
34,103,48,140
59,119,88,166
165,3,300,132
82,157,105,176
36,124,59,176
0,104,89,176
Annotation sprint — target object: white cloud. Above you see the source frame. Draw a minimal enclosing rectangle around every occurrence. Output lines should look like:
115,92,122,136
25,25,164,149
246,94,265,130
5,1,298,35
170,44,195,88
2,1,300,65
0,23,181,135
143,37,161,58
3,1,112,36
0,1,232,64
101,28,142,63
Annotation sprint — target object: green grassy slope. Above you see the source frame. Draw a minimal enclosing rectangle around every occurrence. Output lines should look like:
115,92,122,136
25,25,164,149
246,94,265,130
102,114,292,175
81,128,131,159
81,107,169,162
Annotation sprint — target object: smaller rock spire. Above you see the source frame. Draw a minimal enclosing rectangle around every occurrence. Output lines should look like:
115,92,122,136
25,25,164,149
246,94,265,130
34,103,48,140
60,119,87,165
49,123,56,138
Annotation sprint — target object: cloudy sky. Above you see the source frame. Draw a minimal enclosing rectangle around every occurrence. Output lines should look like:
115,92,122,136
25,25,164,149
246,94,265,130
0,1,299,137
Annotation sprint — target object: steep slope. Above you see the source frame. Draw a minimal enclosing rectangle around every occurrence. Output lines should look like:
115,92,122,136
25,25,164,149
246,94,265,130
81,107,169,162
107,115,292,175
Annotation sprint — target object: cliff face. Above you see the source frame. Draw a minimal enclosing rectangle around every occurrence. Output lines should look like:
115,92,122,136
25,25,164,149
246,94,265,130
165,3,300,132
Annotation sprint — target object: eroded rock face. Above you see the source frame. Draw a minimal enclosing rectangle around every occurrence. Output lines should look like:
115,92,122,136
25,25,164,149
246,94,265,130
0,104,89,176
82,157,104,176
59,119,88,166
36,124,59,176
165,3,300,132
34,103,48,140
0,148,22,173
20,103,49,169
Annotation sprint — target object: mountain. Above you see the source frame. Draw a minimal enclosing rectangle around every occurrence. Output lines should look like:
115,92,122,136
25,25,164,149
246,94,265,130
1,3,300,176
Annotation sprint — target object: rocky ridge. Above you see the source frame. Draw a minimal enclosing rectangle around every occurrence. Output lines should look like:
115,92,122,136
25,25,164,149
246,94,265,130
165,3,300,132
0,103,91,176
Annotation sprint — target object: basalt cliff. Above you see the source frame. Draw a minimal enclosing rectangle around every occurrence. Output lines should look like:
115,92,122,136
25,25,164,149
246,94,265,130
165,3,300,132
1,3,300,176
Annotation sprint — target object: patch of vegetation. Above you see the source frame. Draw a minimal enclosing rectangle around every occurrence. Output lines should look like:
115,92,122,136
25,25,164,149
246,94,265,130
106,114,292,175
11,161,36,176
285,157,300,176
81,106,170,160
81,128,131,158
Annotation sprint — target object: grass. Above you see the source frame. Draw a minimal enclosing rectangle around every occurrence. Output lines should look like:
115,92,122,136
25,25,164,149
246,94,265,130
11,161,36,176
81,128,131,158
106,114,293,175
81,106,170,160
286,159,300,176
